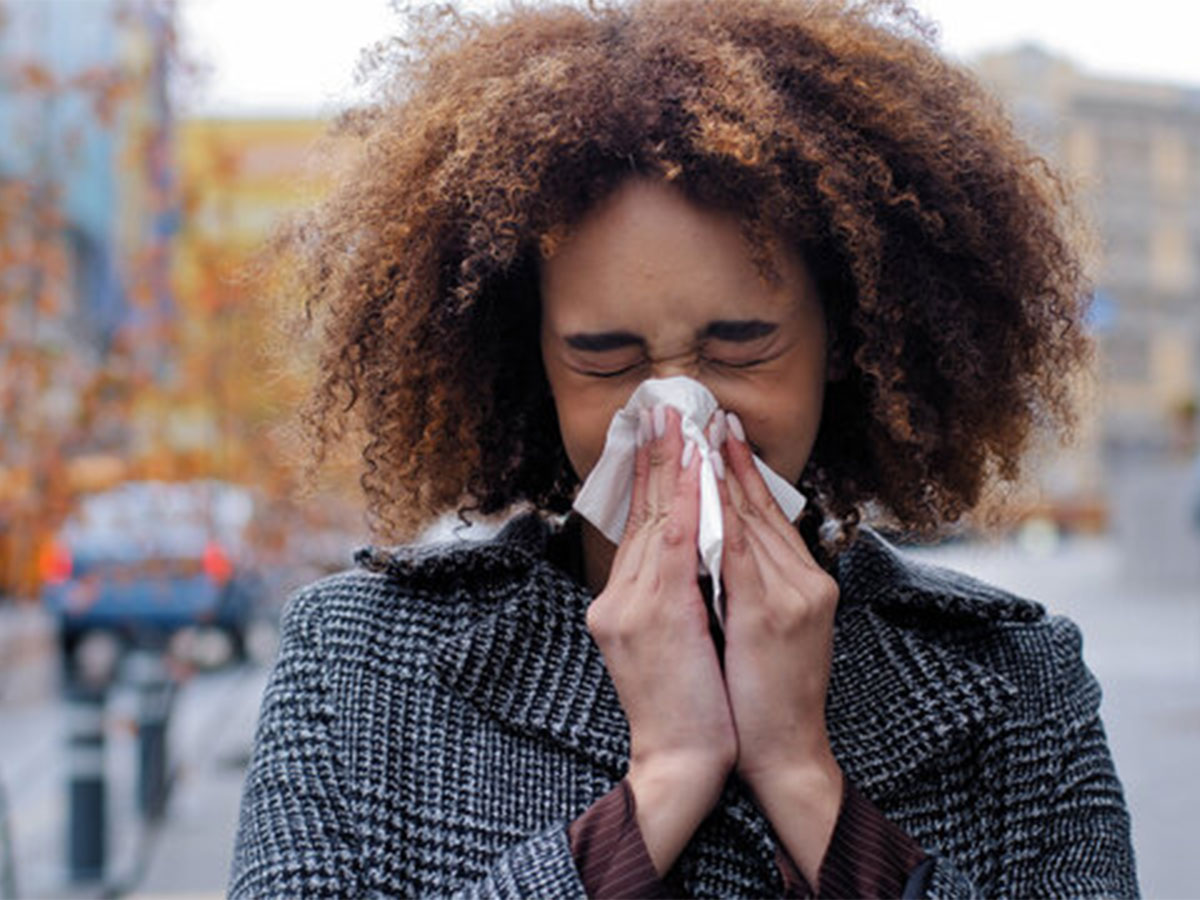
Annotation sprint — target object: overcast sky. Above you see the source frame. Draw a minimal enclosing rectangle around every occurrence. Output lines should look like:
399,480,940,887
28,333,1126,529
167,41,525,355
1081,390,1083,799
179,0,1198,116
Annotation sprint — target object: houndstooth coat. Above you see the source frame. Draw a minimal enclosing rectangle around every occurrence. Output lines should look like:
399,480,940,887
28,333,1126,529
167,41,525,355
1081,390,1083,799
229,514,1138,898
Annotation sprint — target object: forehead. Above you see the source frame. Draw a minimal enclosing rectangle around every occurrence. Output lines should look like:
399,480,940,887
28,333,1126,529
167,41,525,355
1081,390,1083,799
539,178,816,329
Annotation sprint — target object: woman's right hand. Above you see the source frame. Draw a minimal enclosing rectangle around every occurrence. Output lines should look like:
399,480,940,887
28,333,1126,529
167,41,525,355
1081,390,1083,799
585,405,737,875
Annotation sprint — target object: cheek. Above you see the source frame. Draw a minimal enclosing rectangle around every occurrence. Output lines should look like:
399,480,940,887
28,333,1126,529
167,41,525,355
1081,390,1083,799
556,402,607,480
720,380,824,485
545,373,627,481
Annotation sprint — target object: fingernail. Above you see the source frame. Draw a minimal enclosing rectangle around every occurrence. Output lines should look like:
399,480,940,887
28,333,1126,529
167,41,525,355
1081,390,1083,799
636,409,651,446
708,415,725,447
653,403,667,439
726,411,746,443
681,439,696,469
712,451,725,480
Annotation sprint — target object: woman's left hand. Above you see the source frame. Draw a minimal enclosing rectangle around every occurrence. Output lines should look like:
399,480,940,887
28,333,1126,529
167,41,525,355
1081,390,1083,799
715,411,844,885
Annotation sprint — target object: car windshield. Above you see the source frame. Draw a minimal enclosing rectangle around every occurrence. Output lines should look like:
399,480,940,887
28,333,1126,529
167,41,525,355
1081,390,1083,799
62,480,253,563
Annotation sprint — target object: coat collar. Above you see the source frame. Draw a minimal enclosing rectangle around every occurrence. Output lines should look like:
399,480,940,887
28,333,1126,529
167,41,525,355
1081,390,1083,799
389,515,1033,881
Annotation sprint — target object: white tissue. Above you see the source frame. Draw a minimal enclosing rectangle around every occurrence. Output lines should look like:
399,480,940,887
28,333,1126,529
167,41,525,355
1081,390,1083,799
573,376,806,626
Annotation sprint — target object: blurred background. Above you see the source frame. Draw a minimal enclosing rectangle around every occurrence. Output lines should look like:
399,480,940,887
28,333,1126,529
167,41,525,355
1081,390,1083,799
0,1,1196,897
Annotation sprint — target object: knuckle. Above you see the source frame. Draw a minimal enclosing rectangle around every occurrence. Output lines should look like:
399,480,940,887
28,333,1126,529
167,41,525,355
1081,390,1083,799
613,608,641,644
822,577,840,603
726,529,750,555
782,598,815,628
645,570,665,595
585,602,609,637
807,571,840,606
633,451,650,477
776,585,837,631
662,519,688,547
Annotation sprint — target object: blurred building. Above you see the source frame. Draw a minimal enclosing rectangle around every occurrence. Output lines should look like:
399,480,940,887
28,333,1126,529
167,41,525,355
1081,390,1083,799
0,0,176,597
0,0,175,366
172,115,367,587
976,46,1200,459
176,116,330,258
166,113,333,481
975,47,1200,577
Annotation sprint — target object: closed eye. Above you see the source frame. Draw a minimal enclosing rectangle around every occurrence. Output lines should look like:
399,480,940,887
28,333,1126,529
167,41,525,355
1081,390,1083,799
701,320,781,370
708,356,767,369
702,349,781,371
574,361,645,379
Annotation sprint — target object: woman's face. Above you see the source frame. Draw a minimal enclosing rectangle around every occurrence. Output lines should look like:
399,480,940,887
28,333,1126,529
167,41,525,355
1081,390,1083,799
540,177,828,487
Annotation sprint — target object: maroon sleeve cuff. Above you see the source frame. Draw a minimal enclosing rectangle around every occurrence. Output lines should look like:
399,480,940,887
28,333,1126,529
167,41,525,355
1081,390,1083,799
777,779,928,899
568,778,672,899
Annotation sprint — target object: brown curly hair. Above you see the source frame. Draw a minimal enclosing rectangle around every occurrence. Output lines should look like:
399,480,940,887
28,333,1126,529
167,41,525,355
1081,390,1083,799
288,0,1090,546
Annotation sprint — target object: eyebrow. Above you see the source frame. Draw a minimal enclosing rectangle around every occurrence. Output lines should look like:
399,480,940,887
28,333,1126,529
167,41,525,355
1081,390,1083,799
564,319,778,352
702,319,778,342
563,330,644,352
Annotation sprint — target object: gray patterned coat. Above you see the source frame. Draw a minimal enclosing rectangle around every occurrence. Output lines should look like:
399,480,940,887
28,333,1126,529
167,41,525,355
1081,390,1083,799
229,514,1137,898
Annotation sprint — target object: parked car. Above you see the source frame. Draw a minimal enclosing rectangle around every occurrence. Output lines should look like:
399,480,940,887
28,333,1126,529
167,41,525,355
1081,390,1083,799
40,480,265,675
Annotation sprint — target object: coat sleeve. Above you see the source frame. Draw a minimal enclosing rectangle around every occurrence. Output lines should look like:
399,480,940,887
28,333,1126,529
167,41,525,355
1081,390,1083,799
228,585,589,900
920,616,1138,900
228,586,365,898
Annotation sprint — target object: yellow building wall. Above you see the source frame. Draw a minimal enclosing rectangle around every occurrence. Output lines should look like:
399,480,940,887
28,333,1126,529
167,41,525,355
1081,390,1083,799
161,116,340,480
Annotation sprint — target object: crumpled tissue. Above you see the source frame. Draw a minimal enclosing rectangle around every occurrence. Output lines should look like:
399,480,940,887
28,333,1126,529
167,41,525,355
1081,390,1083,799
573,376,806,625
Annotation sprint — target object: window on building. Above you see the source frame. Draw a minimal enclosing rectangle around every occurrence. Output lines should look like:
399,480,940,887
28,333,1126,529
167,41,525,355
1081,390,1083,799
1150,221,1195,293
1151,128,1189,195
1100,230,1146,286
1103,332,1150,382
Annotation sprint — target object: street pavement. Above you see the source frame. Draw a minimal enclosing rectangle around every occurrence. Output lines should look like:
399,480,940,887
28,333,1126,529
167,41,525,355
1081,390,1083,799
1,531,1196,898
0,618,268,900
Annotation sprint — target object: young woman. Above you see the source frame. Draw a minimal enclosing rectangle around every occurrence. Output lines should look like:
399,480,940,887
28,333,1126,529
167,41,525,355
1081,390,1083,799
230,1,1137,896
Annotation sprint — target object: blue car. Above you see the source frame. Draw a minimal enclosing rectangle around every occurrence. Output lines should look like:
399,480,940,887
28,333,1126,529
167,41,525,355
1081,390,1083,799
41,480,264,673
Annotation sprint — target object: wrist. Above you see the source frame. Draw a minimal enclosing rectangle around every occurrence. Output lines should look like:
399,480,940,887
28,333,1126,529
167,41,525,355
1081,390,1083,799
743,753,843,826
743,757,844,889
627,750,731,823
626,752,732,875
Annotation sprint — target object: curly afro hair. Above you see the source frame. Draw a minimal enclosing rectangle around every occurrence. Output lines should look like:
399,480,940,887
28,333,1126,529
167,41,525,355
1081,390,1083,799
288,0,1091,547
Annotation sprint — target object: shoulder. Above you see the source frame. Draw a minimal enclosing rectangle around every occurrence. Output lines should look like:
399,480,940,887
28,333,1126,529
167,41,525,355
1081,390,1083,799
839,527,1097,713
838,527,1047,624
280,513,557,637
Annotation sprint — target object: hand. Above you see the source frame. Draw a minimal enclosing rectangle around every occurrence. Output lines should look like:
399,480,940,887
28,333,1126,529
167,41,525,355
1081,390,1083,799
716,411,843,885
586,405,737,874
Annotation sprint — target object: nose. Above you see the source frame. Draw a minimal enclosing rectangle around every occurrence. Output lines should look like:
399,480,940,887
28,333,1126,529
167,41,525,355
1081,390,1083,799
646,358,728,416
649,349,701,382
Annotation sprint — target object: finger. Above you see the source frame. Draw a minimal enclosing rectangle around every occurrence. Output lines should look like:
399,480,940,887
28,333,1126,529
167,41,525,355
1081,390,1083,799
649,404,684,517
724,469,828,613
736,503,804,581
722,412,787,523
721,450,757,525
733,507,840,629
719,445,809,583
716,458,765,597
625,408,654,535
611,515,651,581
727,454,820,574
612,409,655,576
723,411,820,569
654,437,703,584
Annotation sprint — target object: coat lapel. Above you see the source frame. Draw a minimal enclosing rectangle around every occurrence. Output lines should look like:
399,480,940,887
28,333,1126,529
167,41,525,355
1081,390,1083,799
826,530,1034,799
826,603,1018,800
428,518,631,776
